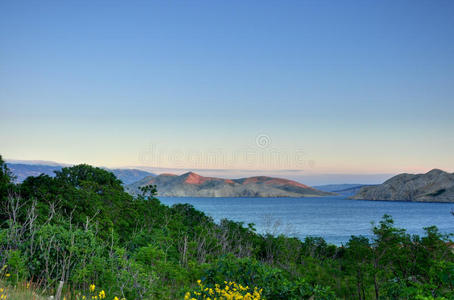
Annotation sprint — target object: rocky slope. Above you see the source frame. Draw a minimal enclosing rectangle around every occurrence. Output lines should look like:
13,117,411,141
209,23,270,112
126,172,332,197
351,169,454,202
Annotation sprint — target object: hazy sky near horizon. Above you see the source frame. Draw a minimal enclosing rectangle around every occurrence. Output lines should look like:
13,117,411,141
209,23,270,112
1,0,454,180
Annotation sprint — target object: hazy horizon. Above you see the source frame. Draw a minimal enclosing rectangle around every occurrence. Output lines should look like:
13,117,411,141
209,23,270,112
2,157,407,186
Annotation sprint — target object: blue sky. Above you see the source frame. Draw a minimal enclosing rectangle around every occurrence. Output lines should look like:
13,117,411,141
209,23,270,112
1,1,454,183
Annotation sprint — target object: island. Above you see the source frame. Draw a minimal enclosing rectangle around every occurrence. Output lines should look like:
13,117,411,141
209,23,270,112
351,169,454,202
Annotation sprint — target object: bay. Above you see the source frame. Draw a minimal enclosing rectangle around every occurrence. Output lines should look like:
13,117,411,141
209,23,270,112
159,196,454,245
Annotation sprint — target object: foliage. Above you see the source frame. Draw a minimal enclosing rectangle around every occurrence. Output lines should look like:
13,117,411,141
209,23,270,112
0,158,453,299
201,255,335,299
185,279,263,300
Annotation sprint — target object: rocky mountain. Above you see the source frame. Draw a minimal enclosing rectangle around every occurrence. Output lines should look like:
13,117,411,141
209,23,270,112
126,171,332,197
108,168,155,185
314,184,374,195
315,184,376,197
351,169,454,202
314,184,361,192
7,163,64,182
333,185,377,197
6,162,155,185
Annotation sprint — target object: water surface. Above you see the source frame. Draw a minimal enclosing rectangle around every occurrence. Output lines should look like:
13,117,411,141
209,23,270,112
159,196,454,245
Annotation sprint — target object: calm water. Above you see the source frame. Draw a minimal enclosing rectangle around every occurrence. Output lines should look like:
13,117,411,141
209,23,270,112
159,196,454,245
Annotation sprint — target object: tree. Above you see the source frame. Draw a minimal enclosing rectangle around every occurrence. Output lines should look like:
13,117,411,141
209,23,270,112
345,236,372,300
371,215,407,300
0,155,15,220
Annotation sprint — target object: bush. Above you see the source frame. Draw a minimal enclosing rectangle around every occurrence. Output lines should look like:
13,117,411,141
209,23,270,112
201,254,335,300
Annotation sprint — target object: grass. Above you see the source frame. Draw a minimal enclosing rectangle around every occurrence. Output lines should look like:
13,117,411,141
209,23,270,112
0,281,47,300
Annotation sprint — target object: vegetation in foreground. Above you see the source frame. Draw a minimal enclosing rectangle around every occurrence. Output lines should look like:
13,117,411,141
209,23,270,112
0,155,453,299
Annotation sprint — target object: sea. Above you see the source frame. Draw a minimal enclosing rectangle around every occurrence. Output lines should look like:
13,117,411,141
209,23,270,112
159,196,454,245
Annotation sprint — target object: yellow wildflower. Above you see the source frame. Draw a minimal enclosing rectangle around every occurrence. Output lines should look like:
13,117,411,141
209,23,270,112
89,284,95,292
185,280,262,300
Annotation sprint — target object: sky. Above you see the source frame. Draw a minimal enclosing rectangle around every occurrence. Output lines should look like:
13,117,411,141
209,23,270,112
1,1,454,184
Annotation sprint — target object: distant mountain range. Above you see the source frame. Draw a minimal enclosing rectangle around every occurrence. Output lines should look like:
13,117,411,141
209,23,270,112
351,169,454,202
6,161,332,197
126,172,333,198
6,162,155,185
313,184,375,196
13,161,453,201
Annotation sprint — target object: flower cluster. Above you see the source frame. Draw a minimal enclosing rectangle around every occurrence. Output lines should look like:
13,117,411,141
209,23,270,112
0,265,9,280
76,284,124,300
185,280,262,300
0,265,9,299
